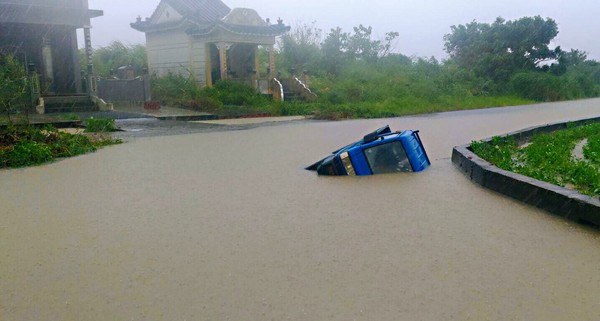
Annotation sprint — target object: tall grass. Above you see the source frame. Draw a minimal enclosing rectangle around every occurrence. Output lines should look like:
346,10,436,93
148,55,598,120
297,59,534,119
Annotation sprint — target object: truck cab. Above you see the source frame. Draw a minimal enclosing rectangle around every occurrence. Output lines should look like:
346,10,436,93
306,125,431,176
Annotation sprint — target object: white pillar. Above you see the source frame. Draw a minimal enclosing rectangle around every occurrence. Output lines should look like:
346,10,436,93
83,26,96,95
216,42,232,81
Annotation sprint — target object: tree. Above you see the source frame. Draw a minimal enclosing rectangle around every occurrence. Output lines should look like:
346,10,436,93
278,21,323,75
547,49,588,75
558,49,588,68
0,55,30,125
346,25,380,62
380,31,400,58
343,25,398,62
444,16,560,83
320,27,349,75
319,25,399,75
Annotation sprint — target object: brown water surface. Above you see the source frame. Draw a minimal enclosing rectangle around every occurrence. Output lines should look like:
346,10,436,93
2,99,600,320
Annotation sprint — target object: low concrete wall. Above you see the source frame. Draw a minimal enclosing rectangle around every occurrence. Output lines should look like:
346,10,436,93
452,116,600,226
97,76,151,105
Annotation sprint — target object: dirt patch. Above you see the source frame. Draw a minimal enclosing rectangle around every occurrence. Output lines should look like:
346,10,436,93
58,128,85,135
572,138,588,160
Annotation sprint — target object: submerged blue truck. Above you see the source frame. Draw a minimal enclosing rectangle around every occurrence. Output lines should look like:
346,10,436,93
306,125,431,176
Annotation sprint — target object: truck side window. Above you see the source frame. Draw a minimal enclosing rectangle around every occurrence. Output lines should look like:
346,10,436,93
364,141,412,174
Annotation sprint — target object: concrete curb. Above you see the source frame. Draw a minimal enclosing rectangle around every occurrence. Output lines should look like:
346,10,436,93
452,116,600,227
0,120,83,129
155,114,219,121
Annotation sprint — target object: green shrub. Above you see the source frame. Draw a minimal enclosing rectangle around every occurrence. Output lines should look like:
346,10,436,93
151,74,268,110
563,67,600,98
510,72,563,101
470,136,519,171
0,125,121,169
210,80,269,106
0,54,34,124
5,140,53,167
85,118,117,132
49,133,96,157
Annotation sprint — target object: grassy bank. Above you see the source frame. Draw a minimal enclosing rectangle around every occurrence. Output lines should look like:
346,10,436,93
471,122,600,197
267,95,533,120
151,74,536,120
0,124,121,169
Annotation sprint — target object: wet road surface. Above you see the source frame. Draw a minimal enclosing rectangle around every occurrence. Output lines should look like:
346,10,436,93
2,99,600,320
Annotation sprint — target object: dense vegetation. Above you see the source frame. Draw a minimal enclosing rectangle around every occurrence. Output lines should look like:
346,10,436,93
81,16,600,118
0,55,37,124
278,16,599,118
0,124,122,168
0,55,121,169
150,73,270,112
87,17,600,119
471,123,600,197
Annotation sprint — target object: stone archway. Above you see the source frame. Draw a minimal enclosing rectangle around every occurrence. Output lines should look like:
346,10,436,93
207,42,259,87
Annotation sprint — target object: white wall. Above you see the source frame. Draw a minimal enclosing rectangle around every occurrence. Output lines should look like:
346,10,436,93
189,40,207,86
146,29,207,86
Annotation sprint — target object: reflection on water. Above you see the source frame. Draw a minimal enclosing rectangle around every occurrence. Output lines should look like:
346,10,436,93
2,99,600,320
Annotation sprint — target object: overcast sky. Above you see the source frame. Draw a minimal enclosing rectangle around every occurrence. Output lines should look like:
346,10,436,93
86,0,600,60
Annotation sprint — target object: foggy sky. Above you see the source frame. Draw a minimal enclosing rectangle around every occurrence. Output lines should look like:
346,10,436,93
86,0,600,60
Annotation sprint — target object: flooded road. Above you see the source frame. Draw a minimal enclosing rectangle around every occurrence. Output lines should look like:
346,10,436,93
2,99,600,320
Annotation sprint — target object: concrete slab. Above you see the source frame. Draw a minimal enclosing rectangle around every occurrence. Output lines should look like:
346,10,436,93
57,128,85,134
112,104,215,119
191,115,306,125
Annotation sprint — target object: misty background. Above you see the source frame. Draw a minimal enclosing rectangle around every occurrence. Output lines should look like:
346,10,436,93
84,0,600,60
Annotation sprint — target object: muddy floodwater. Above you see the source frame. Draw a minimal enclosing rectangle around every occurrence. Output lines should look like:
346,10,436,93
3,99,600,320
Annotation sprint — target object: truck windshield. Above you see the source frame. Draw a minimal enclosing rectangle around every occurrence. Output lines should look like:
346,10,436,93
364,141,412,174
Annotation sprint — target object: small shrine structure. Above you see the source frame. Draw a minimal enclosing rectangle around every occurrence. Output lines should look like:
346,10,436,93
131,0,290,94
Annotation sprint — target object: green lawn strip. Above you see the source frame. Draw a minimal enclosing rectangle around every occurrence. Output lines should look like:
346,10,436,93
471,123,600,197
583,133,600,165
